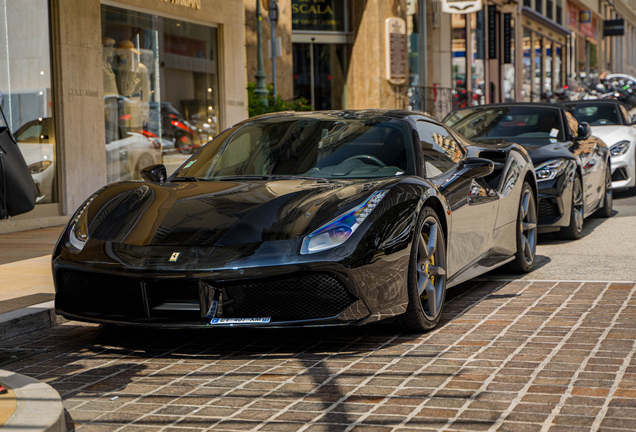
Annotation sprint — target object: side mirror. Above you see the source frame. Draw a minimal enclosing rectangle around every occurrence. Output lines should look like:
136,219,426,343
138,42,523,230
575,122,592,140
459,157,494,179
140,164,167,183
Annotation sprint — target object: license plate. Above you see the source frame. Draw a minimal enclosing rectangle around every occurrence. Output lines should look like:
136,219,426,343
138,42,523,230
208,317,271,325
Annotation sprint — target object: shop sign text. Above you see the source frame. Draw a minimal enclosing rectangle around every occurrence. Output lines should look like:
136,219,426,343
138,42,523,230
292,0,345,32
162,0,201,10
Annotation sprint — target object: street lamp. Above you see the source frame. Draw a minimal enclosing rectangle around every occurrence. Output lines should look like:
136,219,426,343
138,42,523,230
269,0,279,98
254,0,268,106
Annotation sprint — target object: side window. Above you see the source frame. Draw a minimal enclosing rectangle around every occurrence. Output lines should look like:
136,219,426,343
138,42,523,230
416,122,463,177
619,105,631,124
565,112,579,138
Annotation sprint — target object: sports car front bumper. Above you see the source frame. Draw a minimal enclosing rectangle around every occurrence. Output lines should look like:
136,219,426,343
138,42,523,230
52,238,411,328
536,171,575,233
610,152,635,190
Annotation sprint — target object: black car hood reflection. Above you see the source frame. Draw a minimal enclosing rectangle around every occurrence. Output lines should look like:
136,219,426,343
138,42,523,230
87,178,396,247
470,138,575,165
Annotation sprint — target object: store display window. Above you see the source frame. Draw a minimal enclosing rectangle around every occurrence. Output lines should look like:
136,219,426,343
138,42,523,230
522,29,532,102
101,5,220,181
0,0,57,205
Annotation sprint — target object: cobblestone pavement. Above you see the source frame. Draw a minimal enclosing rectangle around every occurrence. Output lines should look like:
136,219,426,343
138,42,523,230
2,279,636,432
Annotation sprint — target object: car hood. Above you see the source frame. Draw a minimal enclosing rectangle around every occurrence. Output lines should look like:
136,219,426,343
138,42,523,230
469,138,574,165
85,178,397,247
590,125,633,146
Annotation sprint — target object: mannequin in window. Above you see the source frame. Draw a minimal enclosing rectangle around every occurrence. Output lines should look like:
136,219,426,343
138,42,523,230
115,40,150,132
103,37,119,146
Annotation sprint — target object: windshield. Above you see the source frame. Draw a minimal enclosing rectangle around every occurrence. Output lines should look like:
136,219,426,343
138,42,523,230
444,106,566,141
565,104,622,126
171,115,415,180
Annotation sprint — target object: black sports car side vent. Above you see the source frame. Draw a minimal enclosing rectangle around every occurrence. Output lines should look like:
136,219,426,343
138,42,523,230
221,274,356,320
479,151,506,191
56,270,145,318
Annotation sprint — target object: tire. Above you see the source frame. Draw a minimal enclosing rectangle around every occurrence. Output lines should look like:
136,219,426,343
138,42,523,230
176,134,194,154
592,165,613,218
397,207,447,333
504,182,537,273
554,174,584,241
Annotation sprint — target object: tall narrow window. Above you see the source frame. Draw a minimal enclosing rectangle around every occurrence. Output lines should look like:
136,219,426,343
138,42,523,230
0,0,58,206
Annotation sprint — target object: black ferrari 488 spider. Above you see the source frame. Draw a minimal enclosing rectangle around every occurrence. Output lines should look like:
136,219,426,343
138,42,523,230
53,110,537,331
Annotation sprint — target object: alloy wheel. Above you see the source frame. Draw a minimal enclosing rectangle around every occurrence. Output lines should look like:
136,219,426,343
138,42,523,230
520,189,537,265
417,217,446,321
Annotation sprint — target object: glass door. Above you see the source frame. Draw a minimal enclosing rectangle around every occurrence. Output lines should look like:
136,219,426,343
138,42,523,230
292,42,347,110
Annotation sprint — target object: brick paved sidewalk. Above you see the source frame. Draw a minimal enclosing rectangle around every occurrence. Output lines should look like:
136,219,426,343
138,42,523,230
2,280,636,432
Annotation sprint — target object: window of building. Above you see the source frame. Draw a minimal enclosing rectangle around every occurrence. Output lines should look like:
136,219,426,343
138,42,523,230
0,0,57,206
522,30,532,102
503,17,515,102
556,0,563,24
101,5,220,182
547,0,553,19
533,36,543,102
545,40,552,94
452,15,467,92
535,0,543,15
471,11,486,105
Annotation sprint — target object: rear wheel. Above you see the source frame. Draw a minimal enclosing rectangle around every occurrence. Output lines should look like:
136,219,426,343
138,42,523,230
593,166,613,218
505,182,537,273
175,134,194,154
398,207,447,332
554,175,584,241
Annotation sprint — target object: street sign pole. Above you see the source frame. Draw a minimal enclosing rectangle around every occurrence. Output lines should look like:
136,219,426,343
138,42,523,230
269,1,279,98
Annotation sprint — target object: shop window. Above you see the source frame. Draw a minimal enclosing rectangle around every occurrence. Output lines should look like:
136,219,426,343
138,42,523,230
452,14,467,93
0,0,57,205
522,30,532,102
471,11,486,105
101,5,220,182
503,17,515,102
545,40,552,96
533,36,543,102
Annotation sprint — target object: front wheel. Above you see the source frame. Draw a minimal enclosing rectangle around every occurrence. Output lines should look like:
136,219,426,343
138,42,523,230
505,182,537,273
554,174,584,241
592,166,613,218
398,207,447,332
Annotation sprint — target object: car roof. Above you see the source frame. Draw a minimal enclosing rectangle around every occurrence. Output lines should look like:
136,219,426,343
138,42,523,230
451,102,566,111
237,109,436,125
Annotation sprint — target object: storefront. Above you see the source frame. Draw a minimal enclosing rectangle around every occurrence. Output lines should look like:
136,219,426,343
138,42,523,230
520,7,569,101
566,1,602,80
449,2,518,104
291,0,348,110
0,0,246,232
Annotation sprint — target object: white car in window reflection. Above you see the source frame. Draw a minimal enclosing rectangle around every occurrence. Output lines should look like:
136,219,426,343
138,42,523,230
15,118,162,203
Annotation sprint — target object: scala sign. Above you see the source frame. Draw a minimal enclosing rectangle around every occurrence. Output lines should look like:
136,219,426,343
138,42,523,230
292,0,345,32
442,0,483,14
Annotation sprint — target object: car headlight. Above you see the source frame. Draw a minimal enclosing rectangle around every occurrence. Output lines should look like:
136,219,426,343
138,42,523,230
610,140,630,157
300,190,389,255
535,158,569,182
28,160,52,174
65,194,97,254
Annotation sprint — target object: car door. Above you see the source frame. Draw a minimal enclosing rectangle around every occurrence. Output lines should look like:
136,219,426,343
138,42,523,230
416,121,499,277
564,111,603,210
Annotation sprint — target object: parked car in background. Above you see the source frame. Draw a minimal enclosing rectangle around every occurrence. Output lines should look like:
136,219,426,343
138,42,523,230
563,100,636,190
15,118,56,203
445,103,613,240
148,102,203,154
53,110,537,333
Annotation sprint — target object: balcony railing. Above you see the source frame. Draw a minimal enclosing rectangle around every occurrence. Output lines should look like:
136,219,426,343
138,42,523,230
394,85,483,121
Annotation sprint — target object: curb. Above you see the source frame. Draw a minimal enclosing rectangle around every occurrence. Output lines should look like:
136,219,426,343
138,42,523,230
0,301,63,341
0,369,66,431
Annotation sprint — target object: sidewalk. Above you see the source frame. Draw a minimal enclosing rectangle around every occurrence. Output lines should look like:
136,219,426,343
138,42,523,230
0,226,62,303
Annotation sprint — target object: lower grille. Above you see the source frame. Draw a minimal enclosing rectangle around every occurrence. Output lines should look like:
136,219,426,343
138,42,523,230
222,274,356,320
612,167,629,182
56,270,145,318
538,198,560,219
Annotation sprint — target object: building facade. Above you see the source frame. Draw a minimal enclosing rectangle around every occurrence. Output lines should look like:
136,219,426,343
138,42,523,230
0,0,247,233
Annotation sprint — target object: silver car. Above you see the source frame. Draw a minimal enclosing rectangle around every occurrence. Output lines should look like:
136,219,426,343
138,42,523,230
565,100,636,190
